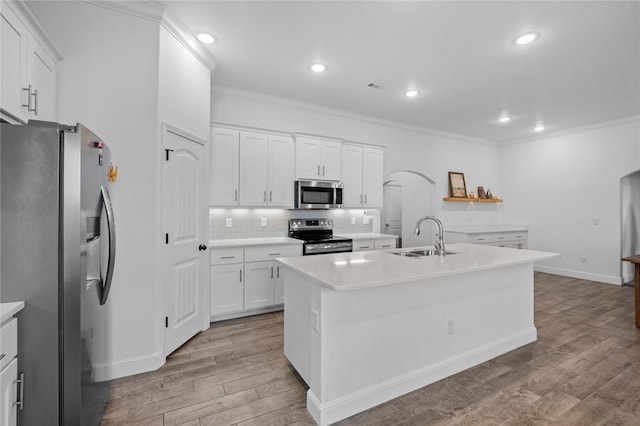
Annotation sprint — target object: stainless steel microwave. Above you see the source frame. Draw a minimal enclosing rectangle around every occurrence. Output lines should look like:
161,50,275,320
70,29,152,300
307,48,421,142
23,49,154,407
294,180,344,209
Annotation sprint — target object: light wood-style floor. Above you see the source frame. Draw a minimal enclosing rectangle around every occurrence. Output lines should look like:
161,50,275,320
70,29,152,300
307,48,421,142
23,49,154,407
101,272,640,425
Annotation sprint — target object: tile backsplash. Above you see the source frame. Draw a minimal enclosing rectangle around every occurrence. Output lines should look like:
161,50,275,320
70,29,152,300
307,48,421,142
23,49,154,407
209,208,377,240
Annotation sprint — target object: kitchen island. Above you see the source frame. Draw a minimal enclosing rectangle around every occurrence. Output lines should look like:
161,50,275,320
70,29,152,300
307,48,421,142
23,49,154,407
277,243,559,425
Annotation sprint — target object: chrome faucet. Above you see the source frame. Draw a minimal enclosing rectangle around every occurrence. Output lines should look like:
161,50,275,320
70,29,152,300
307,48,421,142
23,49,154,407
414,215,446,256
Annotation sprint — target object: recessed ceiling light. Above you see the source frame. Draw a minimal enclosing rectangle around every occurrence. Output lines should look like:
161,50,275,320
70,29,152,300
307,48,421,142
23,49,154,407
534,124,545,132
498,115,511,123
404,89,420,97
197,33,215,44
310,63,327,73
515,32,539,45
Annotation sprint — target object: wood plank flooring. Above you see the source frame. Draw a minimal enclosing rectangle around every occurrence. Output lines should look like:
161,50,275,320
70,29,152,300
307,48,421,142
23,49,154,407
101,272,640,425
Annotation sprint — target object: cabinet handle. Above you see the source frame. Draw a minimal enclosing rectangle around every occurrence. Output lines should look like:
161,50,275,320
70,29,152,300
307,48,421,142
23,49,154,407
271,266,274,279
0,353,5,360
322,165,325,176
360,194,363,204
360,246,370,249
220,256,235,259
364,194,367,204
276,266,280,278
234,189,238,202
239,270,242,282
33,89,39,116
381,244,391,248
268,253,281,256
317,165,321,176
264,190,267,202
269,191,272,202
22,85,33,111
13,372,25,410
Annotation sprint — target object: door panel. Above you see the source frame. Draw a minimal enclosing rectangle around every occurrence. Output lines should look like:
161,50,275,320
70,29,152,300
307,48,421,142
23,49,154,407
163,127,207,355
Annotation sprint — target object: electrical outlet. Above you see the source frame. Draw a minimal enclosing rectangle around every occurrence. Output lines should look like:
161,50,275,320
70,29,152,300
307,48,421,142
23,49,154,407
581,256,587,263
351,216,356,225
225,218,232,228
592,217,600,225
447,320,454,335
363,216,370,225
261,217,267,227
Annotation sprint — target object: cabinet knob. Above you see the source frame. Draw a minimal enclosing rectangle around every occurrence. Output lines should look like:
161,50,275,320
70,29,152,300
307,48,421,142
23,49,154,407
198,244,207,251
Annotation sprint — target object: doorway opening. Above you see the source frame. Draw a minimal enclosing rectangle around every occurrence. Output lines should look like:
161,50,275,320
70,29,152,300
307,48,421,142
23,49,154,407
382,171,436,248
621,170,640,285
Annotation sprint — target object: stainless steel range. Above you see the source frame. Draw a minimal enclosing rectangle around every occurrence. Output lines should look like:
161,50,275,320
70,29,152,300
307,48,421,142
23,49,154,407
288,219,353,255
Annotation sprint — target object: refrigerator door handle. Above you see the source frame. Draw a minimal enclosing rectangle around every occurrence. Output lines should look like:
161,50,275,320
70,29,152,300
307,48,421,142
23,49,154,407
99,185,116,305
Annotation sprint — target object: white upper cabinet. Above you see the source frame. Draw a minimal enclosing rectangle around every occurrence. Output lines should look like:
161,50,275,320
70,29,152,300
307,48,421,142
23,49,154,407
211,127,294,207
295,136,341,181
341,145,384,208
210,127,240,206
239,131,269,206
1,2,59,123
267,134,295,207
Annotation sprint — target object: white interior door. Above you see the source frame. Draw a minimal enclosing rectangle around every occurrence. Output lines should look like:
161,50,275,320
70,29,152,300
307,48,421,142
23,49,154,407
383,182,403,245
163,125,208,355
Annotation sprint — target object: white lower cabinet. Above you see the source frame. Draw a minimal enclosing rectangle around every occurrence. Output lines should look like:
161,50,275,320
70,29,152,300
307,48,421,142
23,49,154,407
352,237,397,252
445,229,528,249
210,263,244,315
0,358,18,426
210,243,301,320
353,239,375,252
244,261,275,309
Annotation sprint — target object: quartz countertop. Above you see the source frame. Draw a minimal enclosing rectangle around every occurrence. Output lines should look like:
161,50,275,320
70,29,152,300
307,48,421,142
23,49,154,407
444,224,528,234
277,243,559,291
209,237,303,248
1,301,25,324
336,233,399,240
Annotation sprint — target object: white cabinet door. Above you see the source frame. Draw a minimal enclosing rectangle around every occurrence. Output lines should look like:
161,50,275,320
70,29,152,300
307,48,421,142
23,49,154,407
239,131,268,206
296,137,323,179
341,145,363,207
1,5,28,122
321,140,342,180
210,127,239,206
244,261,275,309
210,264,244,315
0,358,17,426
273,263,285,304
26,34,56,121
268,135,294,207
362,147,384,208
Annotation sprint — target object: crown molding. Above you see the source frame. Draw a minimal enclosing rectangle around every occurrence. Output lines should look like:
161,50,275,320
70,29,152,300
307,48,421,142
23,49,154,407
84,1,217,71
502,115,640,146
211,85,498,147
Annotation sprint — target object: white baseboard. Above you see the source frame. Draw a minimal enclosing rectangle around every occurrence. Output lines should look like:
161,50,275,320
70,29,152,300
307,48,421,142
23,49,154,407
306,328,537,426
93,351,165,382
210,305,283,323
535,265,621,285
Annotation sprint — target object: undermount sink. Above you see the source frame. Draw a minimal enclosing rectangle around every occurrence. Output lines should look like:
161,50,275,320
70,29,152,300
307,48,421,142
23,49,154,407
389,249,457,257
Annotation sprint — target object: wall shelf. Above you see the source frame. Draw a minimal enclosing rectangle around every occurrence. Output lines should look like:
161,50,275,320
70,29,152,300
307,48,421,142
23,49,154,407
443,197,503,203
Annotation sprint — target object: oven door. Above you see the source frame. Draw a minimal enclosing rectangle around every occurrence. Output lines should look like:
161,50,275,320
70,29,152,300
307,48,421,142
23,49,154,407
304,241,353,255
295,180,341,209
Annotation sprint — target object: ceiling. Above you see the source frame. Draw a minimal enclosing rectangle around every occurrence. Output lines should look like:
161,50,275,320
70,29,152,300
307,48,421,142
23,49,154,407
161,1,640,142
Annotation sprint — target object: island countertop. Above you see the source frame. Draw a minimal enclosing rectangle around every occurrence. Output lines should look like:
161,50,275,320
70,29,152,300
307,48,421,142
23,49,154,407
277,243,559,291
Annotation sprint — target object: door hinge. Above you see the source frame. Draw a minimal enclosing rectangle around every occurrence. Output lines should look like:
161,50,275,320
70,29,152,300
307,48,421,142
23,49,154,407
165,233,169,244
164,148,174,161
165,316,168,328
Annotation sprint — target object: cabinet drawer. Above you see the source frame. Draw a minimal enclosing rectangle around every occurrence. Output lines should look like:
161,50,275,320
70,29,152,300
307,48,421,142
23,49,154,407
245,244,301,262
375,238,396,250
353,239,375,252
469,234,493,244
511,232,527,240
0,317,17,371
211,248,244,265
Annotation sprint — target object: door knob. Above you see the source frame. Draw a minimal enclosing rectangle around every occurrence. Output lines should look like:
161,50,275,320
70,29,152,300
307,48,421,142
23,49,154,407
198,244,207,251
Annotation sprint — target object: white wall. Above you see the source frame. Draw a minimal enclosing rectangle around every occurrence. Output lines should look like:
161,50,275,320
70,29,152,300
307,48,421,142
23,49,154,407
500,118,640,284
211,87,503,228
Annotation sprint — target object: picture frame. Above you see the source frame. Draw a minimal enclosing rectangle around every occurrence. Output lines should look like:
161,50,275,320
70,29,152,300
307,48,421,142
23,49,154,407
477,186,486,199
448,172,467,198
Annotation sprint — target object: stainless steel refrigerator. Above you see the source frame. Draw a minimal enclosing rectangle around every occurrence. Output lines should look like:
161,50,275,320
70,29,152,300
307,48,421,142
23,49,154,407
1,120,116,425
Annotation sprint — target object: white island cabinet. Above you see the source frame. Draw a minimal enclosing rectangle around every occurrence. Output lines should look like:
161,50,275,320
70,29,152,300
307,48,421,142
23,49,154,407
278,244,559,425
445,224,528,249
